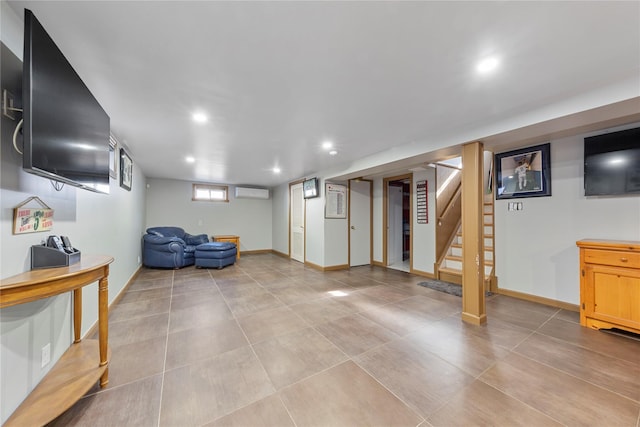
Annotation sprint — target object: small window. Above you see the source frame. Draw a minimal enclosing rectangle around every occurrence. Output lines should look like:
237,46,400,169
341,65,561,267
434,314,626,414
192,184,228,202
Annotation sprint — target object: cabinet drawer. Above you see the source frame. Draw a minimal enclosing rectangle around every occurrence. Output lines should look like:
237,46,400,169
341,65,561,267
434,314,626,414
583,249,640,268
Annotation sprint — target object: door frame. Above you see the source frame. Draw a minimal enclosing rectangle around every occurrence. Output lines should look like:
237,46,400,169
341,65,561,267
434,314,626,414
348,179,373,267
288,179,305,262
382,173,413,270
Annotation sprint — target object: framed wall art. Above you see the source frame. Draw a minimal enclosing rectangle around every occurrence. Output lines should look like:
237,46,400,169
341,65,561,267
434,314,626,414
119,148,133,191
495,143,551,199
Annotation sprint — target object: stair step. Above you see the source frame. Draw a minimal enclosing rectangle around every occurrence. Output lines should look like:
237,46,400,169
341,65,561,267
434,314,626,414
438,267,493,281
445,255,494,266
451,243,494,252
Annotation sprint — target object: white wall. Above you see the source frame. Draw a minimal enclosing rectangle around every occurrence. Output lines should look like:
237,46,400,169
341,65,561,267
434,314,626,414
411,168,437,274
372,178,383,263
271,183,289,255
145,178,272,251
0,6,146,421
494,124,640,304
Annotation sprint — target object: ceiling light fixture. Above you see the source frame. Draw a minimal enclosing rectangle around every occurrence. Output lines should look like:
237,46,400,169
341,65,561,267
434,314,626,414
476,56,500,74
329,150,338,156
322,140,333,150
185,156,195,163
192,112,208,123
273,167,281,174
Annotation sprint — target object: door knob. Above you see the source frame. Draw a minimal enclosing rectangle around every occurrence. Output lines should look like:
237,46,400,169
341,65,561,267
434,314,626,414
351,226,355,229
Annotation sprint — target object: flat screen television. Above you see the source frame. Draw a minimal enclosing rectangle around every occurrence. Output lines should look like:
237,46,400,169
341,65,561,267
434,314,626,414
22,9,110,193
303,177,319,199
584,126,640,196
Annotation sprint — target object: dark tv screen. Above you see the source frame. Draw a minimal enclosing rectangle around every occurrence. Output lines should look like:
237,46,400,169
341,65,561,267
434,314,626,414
23,9,110,193
303,177,319,199
584,127,640,196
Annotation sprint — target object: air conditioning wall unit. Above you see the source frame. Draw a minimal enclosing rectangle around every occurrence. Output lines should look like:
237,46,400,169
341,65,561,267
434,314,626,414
235,187,270,200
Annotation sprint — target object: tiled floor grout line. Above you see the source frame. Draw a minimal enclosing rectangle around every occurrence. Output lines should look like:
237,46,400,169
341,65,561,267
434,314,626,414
155,269,175,427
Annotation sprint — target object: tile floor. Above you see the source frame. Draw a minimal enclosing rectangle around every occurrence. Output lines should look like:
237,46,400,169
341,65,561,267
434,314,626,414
49,253,640,427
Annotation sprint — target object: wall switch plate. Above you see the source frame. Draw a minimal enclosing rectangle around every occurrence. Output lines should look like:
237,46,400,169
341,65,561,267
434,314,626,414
41,343,51,368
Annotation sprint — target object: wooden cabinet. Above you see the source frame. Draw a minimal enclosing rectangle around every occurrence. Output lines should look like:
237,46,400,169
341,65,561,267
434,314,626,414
577,239,640,335
0,255,114,427
213,235,240,259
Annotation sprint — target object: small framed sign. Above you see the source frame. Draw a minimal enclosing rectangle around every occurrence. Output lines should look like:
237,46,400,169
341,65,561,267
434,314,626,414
13,196,54,234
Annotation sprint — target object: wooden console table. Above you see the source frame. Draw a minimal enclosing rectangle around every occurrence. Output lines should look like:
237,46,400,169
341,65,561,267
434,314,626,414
213,235,240,259
0,255,114,427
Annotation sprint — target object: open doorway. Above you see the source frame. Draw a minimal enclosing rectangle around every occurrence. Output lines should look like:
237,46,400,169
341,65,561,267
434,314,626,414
385,176,411,272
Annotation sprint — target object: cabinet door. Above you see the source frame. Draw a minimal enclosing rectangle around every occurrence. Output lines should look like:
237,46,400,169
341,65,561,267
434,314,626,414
584,264,640,330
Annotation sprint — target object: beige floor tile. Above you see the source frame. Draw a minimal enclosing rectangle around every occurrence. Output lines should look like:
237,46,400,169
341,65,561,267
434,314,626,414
204,394,295,427
160,346,275,426
407,320,511,377
128,277,173,291
315,313,400,356
267,283,326,305
118,287,172,304
168,298,235,334
169,288,224,311
109,313,169,347
479,352,640,425
108,297,171,323
104,336,167,388
358,300,434,336
289,297,354,326
165,319,249,370
280,361,422,427
49,375,162,427
537,317,640,364
237,306,309,344
252,327,348,389
514,332,640,402
356,337,474,417
427,380,563,427
223,290,285,316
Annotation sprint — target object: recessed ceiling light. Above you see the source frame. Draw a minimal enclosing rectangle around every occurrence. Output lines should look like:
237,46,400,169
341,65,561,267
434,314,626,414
476,56,500,74
322,140,333,150
329,150,338,156
185,156,195,163
192,112,208,123
273,167,281,174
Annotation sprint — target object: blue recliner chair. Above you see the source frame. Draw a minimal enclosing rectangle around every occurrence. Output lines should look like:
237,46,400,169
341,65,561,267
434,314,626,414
143,226,209,269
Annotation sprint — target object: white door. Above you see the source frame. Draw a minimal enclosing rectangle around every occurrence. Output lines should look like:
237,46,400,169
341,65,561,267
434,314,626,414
388,185,403,265
290,182,305,263
349,180,371,266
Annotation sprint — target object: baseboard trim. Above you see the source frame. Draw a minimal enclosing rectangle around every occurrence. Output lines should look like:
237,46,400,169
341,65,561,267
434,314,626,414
305,260,349,271
409,269,436,279
271,249,289,259
242,249,272,255
461,311,487,325
83,264,143,339
372,260,385,267
496,286,579,312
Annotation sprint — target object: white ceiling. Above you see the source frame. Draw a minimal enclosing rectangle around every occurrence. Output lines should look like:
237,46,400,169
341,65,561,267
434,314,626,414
5,1,640,187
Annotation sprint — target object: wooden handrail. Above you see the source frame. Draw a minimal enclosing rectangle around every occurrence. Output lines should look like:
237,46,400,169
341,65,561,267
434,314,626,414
438,182,462,221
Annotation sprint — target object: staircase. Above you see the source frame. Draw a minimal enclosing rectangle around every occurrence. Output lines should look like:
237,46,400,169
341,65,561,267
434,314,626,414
438,193,495,289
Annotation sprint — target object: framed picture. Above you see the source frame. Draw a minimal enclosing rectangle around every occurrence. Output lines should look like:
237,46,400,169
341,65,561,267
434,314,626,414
109,136,118,179
325,183,347,219
119,148,133,191
495,143,551,199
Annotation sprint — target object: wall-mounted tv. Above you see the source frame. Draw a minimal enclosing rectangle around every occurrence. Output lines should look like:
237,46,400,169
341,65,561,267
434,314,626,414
303,177,319,199
22,9,110,193
584,126,640,196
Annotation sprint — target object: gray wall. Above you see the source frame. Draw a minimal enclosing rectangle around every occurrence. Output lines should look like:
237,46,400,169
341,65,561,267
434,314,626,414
0,5,147,422
145,178,273,252
494,123,640,304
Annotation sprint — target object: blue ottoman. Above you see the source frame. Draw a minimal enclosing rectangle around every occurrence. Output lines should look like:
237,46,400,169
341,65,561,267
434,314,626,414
195,242,237,269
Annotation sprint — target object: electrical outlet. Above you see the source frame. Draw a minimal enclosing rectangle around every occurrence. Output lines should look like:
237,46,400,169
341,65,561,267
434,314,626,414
137,255,141,264
41,343,51,368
